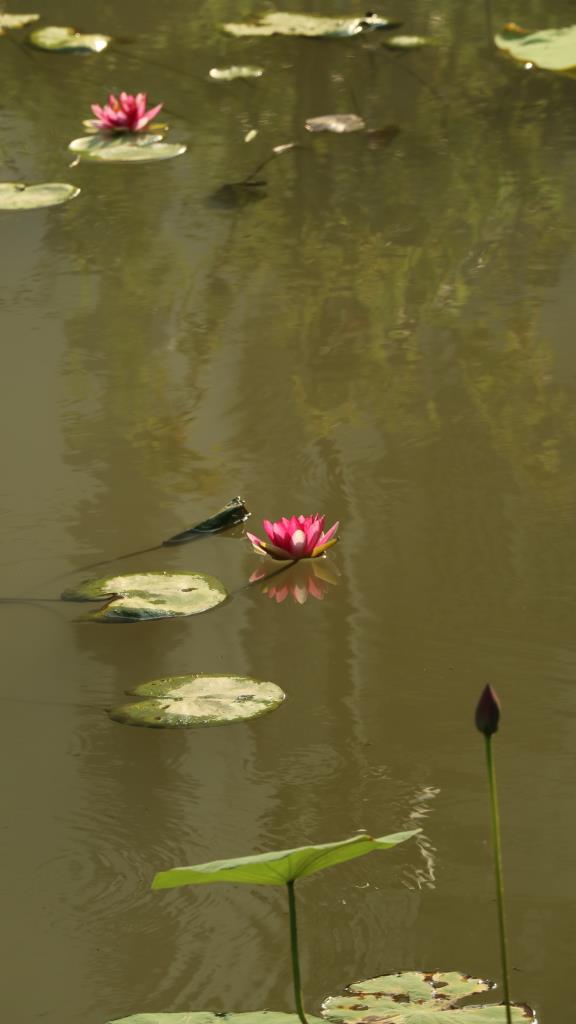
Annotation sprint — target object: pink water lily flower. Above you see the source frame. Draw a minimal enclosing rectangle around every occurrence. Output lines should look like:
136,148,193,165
89,92,163,133
247,514,339,560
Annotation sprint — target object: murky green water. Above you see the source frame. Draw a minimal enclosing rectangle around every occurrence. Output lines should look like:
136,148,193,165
2,0,576,1020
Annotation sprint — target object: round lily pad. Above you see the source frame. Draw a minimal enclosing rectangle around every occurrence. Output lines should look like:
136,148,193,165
223,12,395,38
322,971,535,1023
68,135,187,163
209,65,264,80
61,571,227,622
0,182,80,210
109,674,285,728
305,114,365,134
29,25,111,52
495,24,576,72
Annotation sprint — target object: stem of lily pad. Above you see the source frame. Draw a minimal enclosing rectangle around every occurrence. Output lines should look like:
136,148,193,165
287,880,309,1024
484,735,512,1024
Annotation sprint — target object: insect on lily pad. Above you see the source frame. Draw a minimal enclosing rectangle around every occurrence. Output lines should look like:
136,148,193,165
68,135,187,163
109,674,286,729
61,571,227,622
0,182,80,210
305,114,365,133
29,25,111,52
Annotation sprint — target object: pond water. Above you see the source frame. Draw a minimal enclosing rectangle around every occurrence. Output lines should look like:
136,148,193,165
2,0,576,1020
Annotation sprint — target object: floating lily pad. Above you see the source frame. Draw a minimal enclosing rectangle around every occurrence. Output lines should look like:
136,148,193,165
68,135,187,163
0,12,39,33
0,181,80,210
163,497,250,546
322,971,535,1023
111,1013,324,1024
109,673,285,729
495,23,576,72
383,34,429,49
29,24,111,52
61,571,227,622
223,12,397,38
209,65,264,80
152,831,419,889
305,113,365,133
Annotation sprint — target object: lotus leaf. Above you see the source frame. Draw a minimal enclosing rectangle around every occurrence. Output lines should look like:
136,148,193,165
305,114,365,133
109,674,285,728
0,182,80,210
322,971,535,1023
68,135,187,163
29,25,111,52
163,497,250,545
152,831,419,889
223,12,396,39
495,24,576,72
61,571,227,622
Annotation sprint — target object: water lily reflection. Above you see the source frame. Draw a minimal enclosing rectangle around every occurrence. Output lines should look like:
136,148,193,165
250,559,340,605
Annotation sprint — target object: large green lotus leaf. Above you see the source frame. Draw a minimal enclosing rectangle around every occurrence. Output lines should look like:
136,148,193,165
322,971,535,1024
0,182,80,210
223,12,395,38
61,571,227,622
0,13,39,33
111,1013,324,1024
152,831,419,889
29,25,111,52
495,24,576,72
109,674,285,728
68,135,187,163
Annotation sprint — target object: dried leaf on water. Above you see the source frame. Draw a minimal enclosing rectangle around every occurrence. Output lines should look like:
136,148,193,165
222,12,398,39
209,65,264,80
305,113,365,133
163,497,251,545
68,135,187,163
61,571,227,622
0,181,80,210
0,12,39,34
29,25,111,52
495,23,576,72
322,971,536,1023
109,674,285,729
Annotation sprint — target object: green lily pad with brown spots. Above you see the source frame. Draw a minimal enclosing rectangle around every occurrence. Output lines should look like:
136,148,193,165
109,674,285,728
321,971,535,1023
61,571,227,622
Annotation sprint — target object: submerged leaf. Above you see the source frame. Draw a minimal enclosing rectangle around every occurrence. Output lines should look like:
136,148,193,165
209,65,264,80
322,971,535,1023
495,23,576,72
0,181,80,210
111,1014,323,1024
305,113,365,133
29,25,111,52
163,497,250,546
68,135,187,163
208,181,267,208
223,12,397,39
61,571,227,622
109,674,285,729
152,831,419,889
0,12,39,33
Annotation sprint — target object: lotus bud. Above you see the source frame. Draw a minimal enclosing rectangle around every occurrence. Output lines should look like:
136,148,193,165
475,684,500,736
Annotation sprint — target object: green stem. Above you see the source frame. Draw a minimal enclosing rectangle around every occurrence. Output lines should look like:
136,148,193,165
287,881,309,1024
484,735,512,1024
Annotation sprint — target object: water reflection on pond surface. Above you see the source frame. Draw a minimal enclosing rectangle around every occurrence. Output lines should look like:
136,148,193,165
2,0,576,1020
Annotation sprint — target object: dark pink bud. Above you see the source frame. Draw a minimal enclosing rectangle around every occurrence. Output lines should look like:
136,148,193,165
475,685,500,736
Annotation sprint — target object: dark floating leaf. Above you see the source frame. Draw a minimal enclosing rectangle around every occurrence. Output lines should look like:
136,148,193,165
0,181,80,210
109,673,285,729
208,181,267,209
322,971,535,1023
29,24,111,52
68,135,187,163
61,571,228,622
223,12,399,38
305,113,365,134
163,496,250,545
365,124,400,149
495,23,576,72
